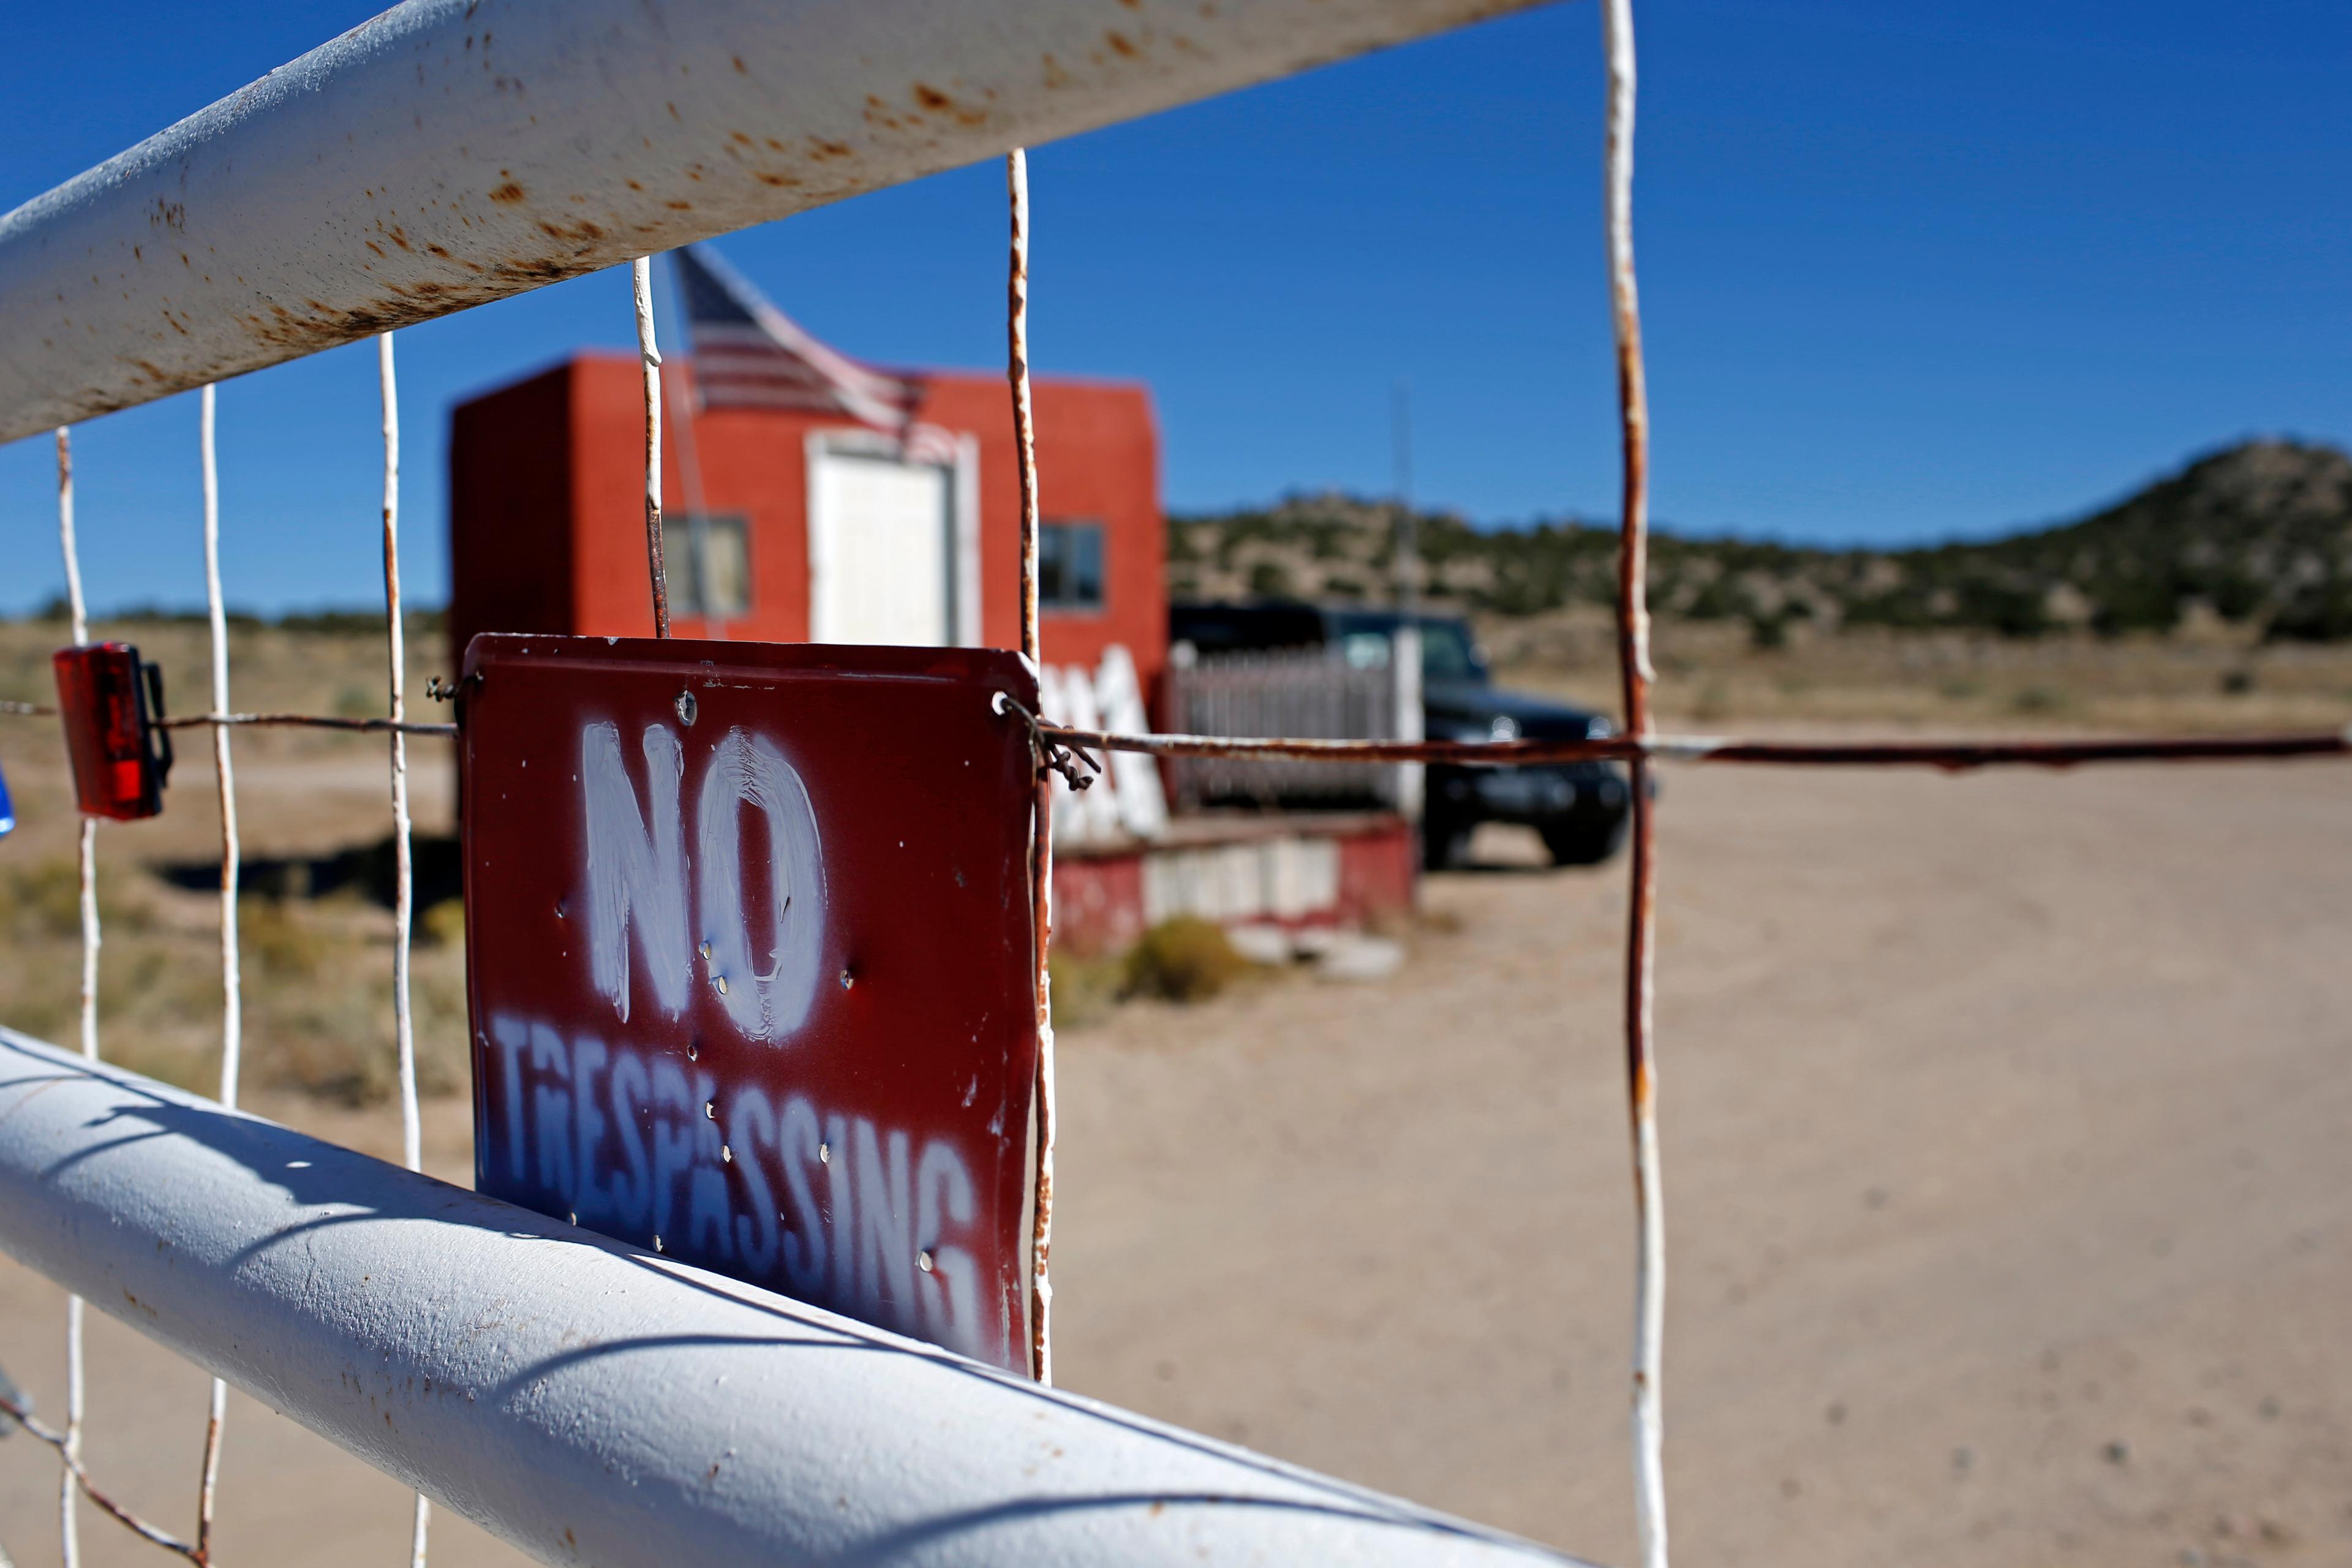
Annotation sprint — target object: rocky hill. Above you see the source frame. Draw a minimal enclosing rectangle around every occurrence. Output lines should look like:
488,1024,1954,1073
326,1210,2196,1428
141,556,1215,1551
1168,440,2352,643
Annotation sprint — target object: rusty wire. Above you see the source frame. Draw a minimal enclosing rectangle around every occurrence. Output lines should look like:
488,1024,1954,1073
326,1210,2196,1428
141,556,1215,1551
0,707,456,737
1034,723,2352,770
195,382,239,1564
153,713,458,738
1600,0,1668,1561
633,257,672,639
0,1393,203,1564
15,703,2345,769
377,329,435,1568
1005,145,1059,1389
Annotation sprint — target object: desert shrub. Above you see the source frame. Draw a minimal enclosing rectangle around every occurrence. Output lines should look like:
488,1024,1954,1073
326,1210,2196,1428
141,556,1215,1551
1841,589,1934,631
1047,950,1123,1031
2267,576,2352,643
1684,575,1749,622
418,897,466,948
2010,684,2071,715
1123,917,1246,1004
1953,579,2049,638
1747,608,1796,649
1246,560,1295,598
240,898,328,979
2089,573,2184,636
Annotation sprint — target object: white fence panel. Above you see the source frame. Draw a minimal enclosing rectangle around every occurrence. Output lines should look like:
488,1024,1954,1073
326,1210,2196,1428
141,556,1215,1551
0,1028,1577,1568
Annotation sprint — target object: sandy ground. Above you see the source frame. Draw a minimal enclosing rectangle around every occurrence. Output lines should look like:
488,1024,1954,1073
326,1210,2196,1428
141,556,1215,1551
0,756,2346,1566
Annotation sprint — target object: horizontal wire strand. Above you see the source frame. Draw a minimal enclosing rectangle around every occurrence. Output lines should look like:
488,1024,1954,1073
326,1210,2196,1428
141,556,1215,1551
0,1396,202,1563
7,699,2342,768
1035,723,2352,770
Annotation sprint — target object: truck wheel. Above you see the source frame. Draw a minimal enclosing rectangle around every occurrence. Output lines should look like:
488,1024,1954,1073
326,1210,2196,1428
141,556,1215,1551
1422,818,1476,871
1542,817,1626,867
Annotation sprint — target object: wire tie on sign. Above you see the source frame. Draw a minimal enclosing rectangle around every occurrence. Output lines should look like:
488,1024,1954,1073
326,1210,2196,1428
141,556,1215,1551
991,692,1100,791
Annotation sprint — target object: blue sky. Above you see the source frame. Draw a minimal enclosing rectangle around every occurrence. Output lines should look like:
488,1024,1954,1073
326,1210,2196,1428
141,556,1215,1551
1,1,2345,614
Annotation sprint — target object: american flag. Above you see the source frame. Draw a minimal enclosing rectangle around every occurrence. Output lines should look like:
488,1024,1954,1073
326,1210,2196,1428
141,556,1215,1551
671,244,927,434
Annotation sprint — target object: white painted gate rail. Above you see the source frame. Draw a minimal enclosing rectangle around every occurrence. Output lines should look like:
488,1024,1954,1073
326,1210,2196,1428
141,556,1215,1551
0,1030,1576,1567
0,0,1545,442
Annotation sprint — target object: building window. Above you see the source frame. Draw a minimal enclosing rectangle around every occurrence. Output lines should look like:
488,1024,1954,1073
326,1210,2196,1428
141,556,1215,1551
660,513,752,619
1039,521,1105,612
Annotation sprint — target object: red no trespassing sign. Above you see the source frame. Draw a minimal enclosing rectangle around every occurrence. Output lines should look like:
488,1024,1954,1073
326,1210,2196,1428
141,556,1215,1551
459,635,1041,1372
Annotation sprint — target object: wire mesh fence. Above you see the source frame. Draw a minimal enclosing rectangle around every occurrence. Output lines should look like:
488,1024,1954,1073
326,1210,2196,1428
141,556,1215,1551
0,3,2348,1567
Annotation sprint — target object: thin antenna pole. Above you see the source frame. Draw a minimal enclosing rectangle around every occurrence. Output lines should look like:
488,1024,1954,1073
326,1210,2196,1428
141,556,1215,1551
377,330,432,1568
55,424,92,1568
1006,146,1056,1386
1393,378,1417,611
659,255,721,637
1390,380,1424,821
1602,2,1667,1566
195,383,240,1562
633,257,671,638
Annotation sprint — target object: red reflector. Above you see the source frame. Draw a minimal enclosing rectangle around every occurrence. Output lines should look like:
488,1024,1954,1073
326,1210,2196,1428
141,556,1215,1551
53,644,173,821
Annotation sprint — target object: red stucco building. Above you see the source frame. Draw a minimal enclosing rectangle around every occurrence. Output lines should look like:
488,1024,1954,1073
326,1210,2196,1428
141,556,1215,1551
447,351,1166,693
444,323,1414,952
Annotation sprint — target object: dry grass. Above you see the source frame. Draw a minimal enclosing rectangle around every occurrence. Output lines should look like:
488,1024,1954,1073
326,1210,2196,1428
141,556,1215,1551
0,615,467,1104
1483,604,2352,734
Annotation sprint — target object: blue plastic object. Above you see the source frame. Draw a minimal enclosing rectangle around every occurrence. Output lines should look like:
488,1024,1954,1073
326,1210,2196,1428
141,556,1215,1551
0,755,13,839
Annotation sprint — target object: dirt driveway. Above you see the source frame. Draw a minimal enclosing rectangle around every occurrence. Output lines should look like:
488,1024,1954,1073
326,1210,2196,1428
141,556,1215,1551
1,758,2346,1566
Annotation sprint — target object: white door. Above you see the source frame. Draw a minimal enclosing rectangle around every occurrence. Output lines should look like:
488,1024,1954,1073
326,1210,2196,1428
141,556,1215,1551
809,448,952,645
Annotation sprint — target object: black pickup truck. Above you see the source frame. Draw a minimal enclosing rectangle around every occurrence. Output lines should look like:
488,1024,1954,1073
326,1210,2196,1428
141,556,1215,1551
1168,601,1630,869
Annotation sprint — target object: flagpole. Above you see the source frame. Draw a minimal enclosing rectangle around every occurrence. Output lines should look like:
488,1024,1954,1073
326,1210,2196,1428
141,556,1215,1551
661,254,722,638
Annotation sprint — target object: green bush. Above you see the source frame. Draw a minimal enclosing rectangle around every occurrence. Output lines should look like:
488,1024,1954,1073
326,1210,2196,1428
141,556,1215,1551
1246,560,1295,598
1122,917,1247,1005
239,897,329,979
1046,950,1123,1031
2267,577,2352,643
418,897,466,948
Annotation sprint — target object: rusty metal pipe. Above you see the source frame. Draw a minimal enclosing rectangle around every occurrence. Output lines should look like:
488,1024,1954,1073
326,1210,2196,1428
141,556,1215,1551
0,0,1550,444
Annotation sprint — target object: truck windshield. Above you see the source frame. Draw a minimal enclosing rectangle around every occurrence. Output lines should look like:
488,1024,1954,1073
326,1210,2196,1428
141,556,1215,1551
1330,612,1488,682
1417,620,1485,682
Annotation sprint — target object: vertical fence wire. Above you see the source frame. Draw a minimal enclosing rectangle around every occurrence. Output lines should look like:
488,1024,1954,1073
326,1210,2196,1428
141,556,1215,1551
1005,147,1057,1387
377,330,432,1568
632,258,672,638
195,384,239,1564
1601,2,1668,1566
55,424,91,1568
